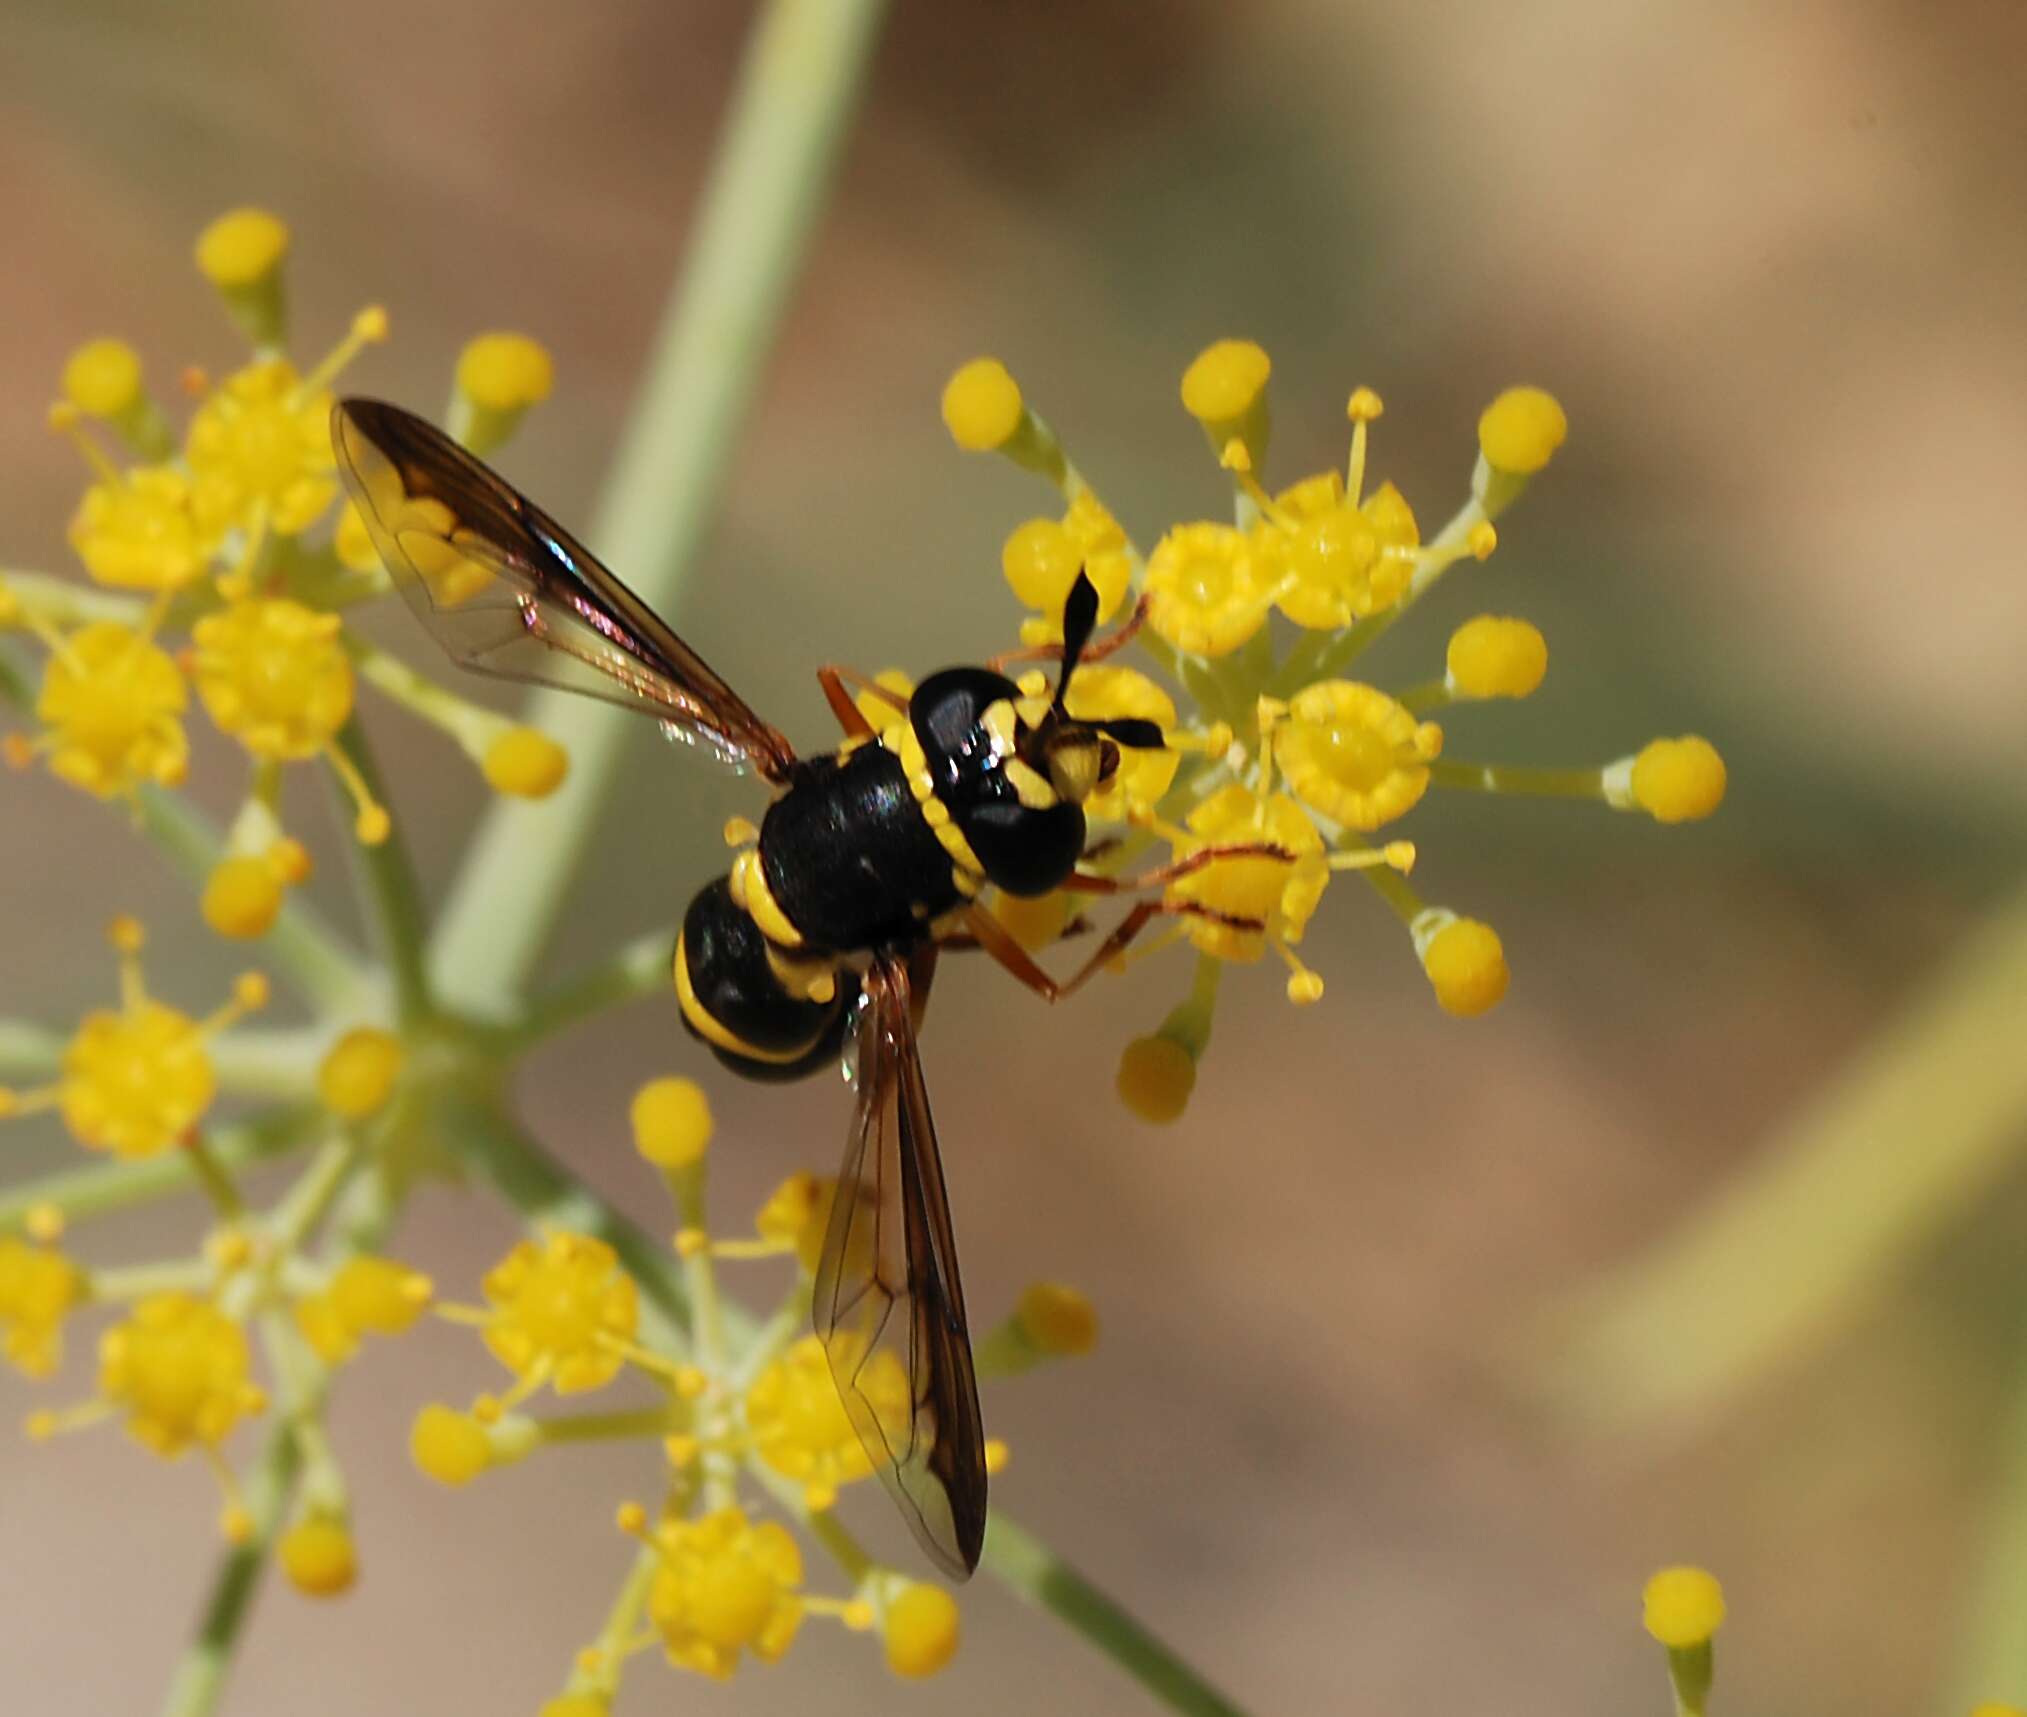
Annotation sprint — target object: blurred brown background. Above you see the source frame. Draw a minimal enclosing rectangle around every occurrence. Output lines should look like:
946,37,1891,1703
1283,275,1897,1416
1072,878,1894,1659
6,1,2027,1712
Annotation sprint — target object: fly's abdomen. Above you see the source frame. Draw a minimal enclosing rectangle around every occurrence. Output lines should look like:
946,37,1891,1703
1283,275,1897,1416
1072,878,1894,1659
759,744,970,952
674,876,853,1082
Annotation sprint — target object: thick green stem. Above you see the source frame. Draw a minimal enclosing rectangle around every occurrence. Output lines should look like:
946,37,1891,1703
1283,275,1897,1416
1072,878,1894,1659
981,1513,1250,1717
429,0,890,1010
1949,1330,2027,1707
508,925,676,1048
1537,875,2027,1434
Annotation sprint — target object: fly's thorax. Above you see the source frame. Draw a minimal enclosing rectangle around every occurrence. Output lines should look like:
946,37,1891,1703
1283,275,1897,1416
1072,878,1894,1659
905,667,1087,899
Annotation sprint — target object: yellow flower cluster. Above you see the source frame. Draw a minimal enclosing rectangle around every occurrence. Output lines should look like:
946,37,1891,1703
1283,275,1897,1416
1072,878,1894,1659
943,342,1726,1119
8,999,427,1582
407,1077,1084,1705
0,208,572,939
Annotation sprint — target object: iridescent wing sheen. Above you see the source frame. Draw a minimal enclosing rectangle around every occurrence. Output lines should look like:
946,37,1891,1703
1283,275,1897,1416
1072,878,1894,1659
814,953,987,1579
331,397,797,780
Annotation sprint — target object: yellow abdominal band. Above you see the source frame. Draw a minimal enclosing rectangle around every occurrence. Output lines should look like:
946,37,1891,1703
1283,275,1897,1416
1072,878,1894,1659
672,931,813,1066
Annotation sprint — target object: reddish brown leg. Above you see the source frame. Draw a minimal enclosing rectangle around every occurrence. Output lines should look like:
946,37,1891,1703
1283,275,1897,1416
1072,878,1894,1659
961,899,1256,1003
987,593,1150,673
816,665,907,742
1061,841,1297,896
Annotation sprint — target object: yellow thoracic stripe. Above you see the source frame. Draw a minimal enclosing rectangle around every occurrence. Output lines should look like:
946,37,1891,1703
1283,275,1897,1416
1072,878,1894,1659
672,932,815,1066
729,847,803,948
895,713,989,886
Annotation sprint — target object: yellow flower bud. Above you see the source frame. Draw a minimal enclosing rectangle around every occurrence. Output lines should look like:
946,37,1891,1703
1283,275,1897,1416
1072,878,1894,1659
202,856,284,940
482,727,569,798
1629,737,1726,824
1446,616,1547,700
1116,1035,1195,1124
941,358,1024,452
1642,1565,1725,1648
882,1582,960,1678
1477,386,1567,474
411,1404,491,1486
317,1027,403,1121
280,1516,358,1597
62,339,144,420
456,332,554,413
195,208,291,289
631,1077,713,1168
1419,917,1508,1018
1015,1282,1098,1356
1180,339,1270,424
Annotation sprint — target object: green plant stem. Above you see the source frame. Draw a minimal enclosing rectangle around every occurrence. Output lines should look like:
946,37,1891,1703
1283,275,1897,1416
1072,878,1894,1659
508,925,676,1047
429,0,890,1010
1949,1332,2027,1707
1537,875,2027,1435
0,1105,317,1235
0,1018,61,1080
981,1513,1250,1717
331,720,432,1023
157,1427,301,1717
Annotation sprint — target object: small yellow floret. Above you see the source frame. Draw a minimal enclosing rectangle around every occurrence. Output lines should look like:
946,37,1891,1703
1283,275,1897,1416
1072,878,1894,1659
631,1077,714,1168
63,339,145,419
647,1507,804,1678
0,1236,84,1378
941,359,1024,452
202,856,284,940
1477,386,1568,475
317,1027,404,1121
457,332,555,412
1278,680,1434,830
1968,1706,2026,1717
1447,616,1548,700
193,599,352,760
538,1699,609,1717
482,727,570,798
481,1232,638,1394
330,1255,431,1334
280,1516,357,1596
1180,340,1270,424
1116,1035,1195,1124
745,1333,906,1500
1641,1565,1725,1648
883,1583,961,1678
34,620,189,798
61,1000,215,1159
1420,917,1509,1018
1629,737,1726,824
1016,1282,1098,1356
1145,522,1270,658
195,209,291,288
99,1292,263,1455
410,1404,491,1485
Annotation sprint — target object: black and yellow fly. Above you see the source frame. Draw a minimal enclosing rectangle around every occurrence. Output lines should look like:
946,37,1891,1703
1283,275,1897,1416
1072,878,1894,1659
333,398,1285,1577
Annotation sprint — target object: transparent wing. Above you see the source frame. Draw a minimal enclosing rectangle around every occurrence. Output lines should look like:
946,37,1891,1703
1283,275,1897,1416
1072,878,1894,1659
814,953,987,1579
332,397,797,780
